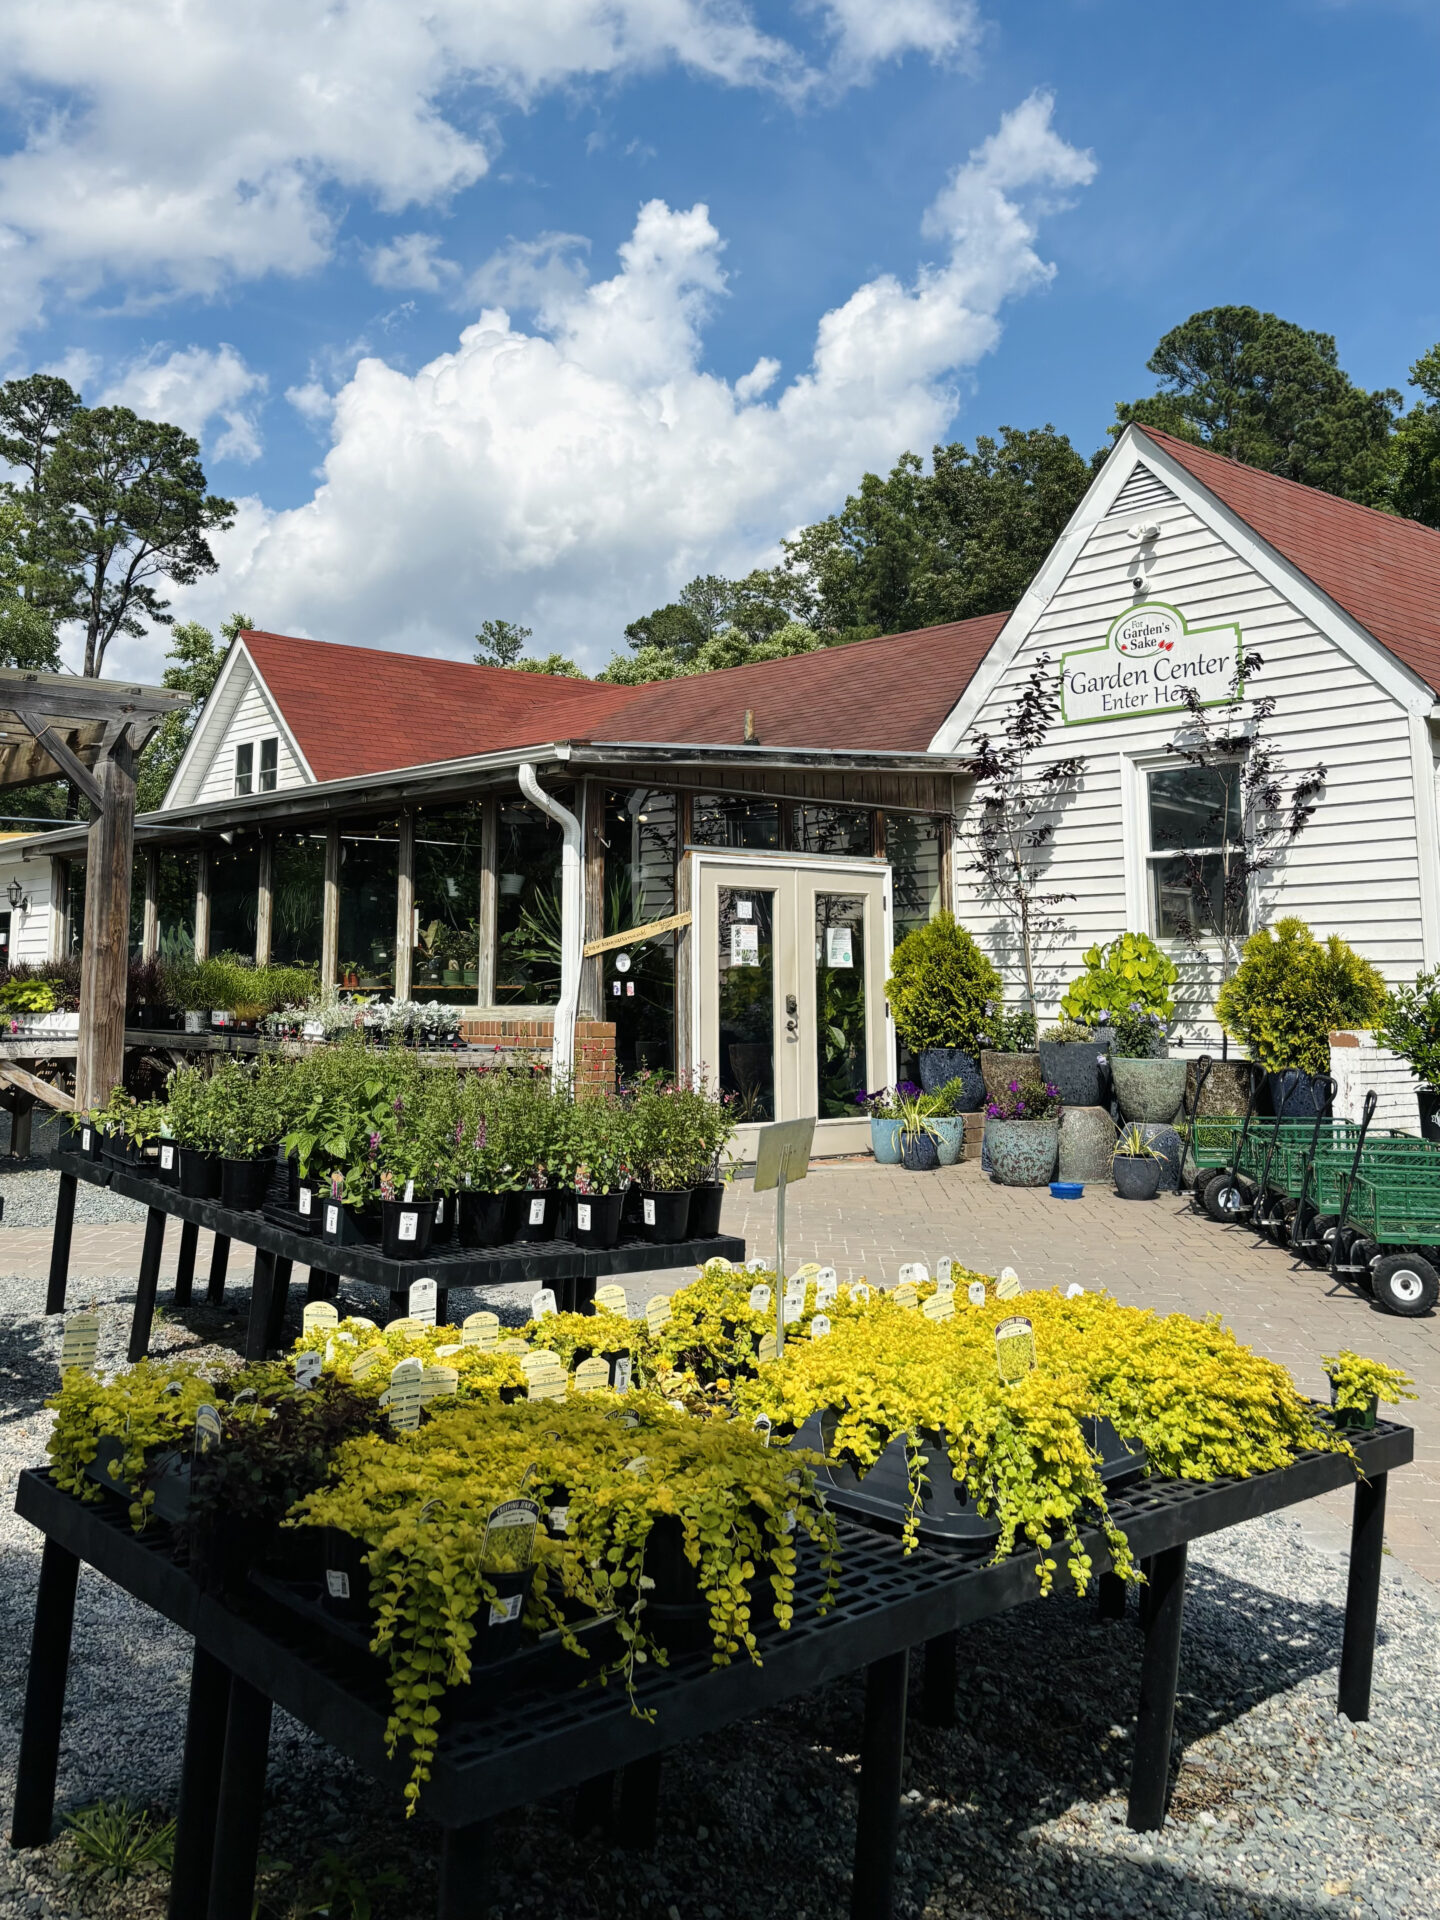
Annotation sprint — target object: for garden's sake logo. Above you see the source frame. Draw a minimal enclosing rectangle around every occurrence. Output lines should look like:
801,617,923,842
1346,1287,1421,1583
1060,600,1242,727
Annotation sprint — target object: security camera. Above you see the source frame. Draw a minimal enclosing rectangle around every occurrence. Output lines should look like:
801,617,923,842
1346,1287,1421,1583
1132,575,1147,591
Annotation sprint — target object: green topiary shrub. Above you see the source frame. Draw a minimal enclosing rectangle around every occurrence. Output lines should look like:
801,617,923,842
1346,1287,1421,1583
1215,917,1386,1073
883,912,1002,1055
1377,967,1440,1091
1060,932,1178,1026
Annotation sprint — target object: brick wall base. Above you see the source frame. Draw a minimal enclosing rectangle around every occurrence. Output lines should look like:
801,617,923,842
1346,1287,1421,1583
458,1014,617,1094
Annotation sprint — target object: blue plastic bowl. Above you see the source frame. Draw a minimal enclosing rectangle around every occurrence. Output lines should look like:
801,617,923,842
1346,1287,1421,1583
1049,1180,1084,1200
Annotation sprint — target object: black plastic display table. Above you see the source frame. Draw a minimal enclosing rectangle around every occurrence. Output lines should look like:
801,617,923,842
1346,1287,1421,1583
44,1151,745,1362
8,1424,1412,1920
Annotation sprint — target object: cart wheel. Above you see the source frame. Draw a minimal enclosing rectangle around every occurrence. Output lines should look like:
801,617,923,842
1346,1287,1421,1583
1348,1237,1379,1291
1204,1175,1248,1222
1371,1253,1439,1317
1259,1190,1288,1243
1305,1212,1337,1263
1271,1200,1297,1248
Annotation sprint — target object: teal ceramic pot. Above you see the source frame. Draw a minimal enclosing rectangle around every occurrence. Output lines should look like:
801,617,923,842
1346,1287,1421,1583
870,1117,903,1164
1112,1056,1187,1124
930,1117,964,1166
986,1118,1059,1188
1058,1106,1116,1183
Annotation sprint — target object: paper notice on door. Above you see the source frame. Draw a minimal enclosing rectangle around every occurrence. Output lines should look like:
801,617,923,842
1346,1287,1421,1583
736,898,753,919
826,927,853,968
731,923,760,967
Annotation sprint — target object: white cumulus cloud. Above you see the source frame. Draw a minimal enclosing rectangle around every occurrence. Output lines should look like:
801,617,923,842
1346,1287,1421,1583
121,93,1094,679
100,343,269,463
812,0,984,82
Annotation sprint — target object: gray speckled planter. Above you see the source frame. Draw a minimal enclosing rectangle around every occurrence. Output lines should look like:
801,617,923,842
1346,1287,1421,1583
1139,1122,1184,1193
980,1050,1043,1104
1113,1155,1163,1201
1058,1106,1116,1183
1112,1055,1187,1124
1039,1041,1111,1110
1186,1059,1252,1118
918,1048,985,1111
986,1118,1059,1187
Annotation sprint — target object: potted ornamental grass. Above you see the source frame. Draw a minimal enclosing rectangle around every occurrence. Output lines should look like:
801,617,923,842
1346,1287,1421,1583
894,1087,947,1171
984,1077,1062,1187
1217,917,1386,1118
882,912,1000,1110
1377,967,1440,1140
1111,1123,1168,1201
1107,1004,1187,1124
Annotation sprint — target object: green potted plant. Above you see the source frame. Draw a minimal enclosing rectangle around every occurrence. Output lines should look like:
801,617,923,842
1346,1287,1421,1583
1377,967,1440,1139
1060,931,1179,1038
1108,1005,1188,1124
894,1086,945,1171
164,1065,226,1197
1320,1350,1416,1431
1216,917,1386,1118
1111,1122,1168,1202
882,912,1000,1110
211,1059,285,1210
983,1077,1062,1186
855,1085,904,1162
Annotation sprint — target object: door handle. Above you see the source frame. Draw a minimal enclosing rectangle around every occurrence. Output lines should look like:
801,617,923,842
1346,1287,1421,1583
785,993,798,1042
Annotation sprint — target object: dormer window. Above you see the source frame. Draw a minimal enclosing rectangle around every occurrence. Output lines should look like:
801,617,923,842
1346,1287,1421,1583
259,737,278,792
234,742,253,796
235,737,279,797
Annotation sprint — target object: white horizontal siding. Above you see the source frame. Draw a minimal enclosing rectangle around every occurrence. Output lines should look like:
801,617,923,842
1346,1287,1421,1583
0,849,55,964
951,473,1430,1038
192,667,304,806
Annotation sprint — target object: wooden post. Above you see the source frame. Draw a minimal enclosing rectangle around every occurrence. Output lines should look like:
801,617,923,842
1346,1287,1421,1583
142,848,159,962
579,780,605,1021
75,732,137,1110
47,857,67,963
674,790,694,1079
394,810,414,1003
321,823,340,987
254,836,273,967
477,795,498,1008
194,848,211,962
872,810,887,860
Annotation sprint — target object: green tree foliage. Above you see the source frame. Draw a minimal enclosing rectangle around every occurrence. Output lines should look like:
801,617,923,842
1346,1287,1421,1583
0,372,81,668
1113,306,1400,503
135,612,249,811
510,650,584,677
474,619,583,677
1215,917,1386,1073
1384,344,1440,529
883,911,1003,1054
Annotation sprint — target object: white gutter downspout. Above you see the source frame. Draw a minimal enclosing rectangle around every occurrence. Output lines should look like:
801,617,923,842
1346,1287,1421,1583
518,761,583,1087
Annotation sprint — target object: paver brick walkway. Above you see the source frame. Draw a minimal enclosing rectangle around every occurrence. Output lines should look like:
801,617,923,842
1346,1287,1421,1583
5,1160,1436,1583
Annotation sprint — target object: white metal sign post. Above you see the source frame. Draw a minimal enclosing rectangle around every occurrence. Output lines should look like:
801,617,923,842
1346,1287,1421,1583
752,1116,816,1356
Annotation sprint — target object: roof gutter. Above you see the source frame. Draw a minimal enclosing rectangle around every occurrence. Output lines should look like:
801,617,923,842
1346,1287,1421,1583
518,761,582,1089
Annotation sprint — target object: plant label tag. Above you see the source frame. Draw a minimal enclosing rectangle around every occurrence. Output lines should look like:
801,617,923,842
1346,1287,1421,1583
408,1280,438,1326
575,1202,592,1232
848,1282,871,1305
302,1020,324,1040
324,1205,340,1235
611,1354,633,1392
936,1257,953,1285
81,1127,92,1152
433,1343,462,1358
528,1197,547,1227
523,1354,566,1402
922,1293,954,1322
462,1311,499,1350
967,1280,987,1307
60,1310,100,1373
382,1358,424,1429
574,1356,610,1393
625,1455,649,1475
645,1294,672,1333
595,1284,629,1316
347,1316,378,1330
894,1281,919,1311
403,1180,415,1203
783,1281,806,1321
396,1209,419,1243
816,1279,838,1309
731,923,759,967
418,1365,459,1405
758,1330,777,1363
159,1144,175,1171
193,1403,223,1456
997,1266,1022,1300
350,1348,381,1380
297,1187,312,1216
434,1196,446,1227
995,1315,1036,1383
482,1497,539,1570
810,1314,832,1339
496,1337,528,1354
748,1283,772,1312
530,1288,558,1321
489,1592,524,1626
898,1262,928,1287
795,1262,822,1279
1065,1283,1085,1298
302,1300,339,1333
826,926,853,968
325,1569,350,1600
547,1505,570,1534
753,1414,772,1445
387,1316,424,1337
936,1275,956,1298
746,1257,768,1274
295,1350,322,1389
642,1197,657,1226
815,1264,837,1286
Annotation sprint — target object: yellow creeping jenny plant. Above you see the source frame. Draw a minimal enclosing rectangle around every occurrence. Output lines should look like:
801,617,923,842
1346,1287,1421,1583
290,1315,527,1400
1322,1350,1417,1412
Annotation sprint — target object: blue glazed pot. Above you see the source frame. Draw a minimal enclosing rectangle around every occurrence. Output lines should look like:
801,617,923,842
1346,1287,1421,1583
986,1118,1059,1188
918,1048,985,1111
1267,1069,1331,1120
930,1117,964,1166
901,1130,940,1172
870,1117,903,1164
1139,1122,1183,1194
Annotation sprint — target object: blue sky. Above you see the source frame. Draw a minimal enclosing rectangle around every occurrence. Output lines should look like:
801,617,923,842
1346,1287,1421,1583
2,0,1438,675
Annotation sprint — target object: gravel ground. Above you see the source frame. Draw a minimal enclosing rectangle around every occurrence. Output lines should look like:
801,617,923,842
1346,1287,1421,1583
0,1266,1437,1920
0,1111,149,1229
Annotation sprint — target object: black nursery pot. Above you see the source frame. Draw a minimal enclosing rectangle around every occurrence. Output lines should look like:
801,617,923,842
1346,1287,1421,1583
321,1529,372,1621
430,1191,458,1246
381,1198,436,1259
640,1188,692,1244
1113,1155,1163,1201
321,1197,381,1246
571,1189,624,1249
514,1190,558,1243
458,1190,524,1247
292,1183,321,1236
688,1181,725,1238
220,1155,272,1212
176,1146,222,1199
153,1139,179,1187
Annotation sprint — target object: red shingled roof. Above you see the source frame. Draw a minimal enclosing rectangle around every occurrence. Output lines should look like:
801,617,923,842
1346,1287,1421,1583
238,613,1009,779
1137,426,1440,696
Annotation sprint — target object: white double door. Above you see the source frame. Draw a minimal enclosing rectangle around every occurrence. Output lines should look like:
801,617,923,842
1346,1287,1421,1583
693,852,893,1157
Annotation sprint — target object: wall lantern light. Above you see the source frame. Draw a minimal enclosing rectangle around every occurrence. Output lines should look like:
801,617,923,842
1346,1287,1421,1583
6,877,29,915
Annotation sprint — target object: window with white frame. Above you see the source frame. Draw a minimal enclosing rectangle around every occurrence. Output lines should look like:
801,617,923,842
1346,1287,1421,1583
234,742,253,796
1145,762,1247,941
259,737,278,792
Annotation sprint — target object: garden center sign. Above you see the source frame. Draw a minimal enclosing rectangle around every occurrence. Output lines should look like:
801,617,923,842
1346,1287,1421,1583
1059,603,1242,725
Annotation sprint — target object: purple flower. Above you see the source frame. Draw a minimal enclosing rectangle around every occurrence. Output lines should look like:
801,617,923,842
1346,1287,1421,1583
368,1130,381,1159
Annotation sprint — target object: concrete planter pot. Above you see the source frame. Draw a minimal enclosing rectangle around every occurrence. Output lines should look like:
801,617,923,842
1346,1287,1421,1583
980,1050,1042,1104
985,1118,1058,1187
870,1117,903,1164
1137,1122,1184,1194
1038,1041,1111,1110
1113,1155,1163,1201
918,1048,984,1111
1187,1059,1252,1117
1057,1106,1116,1183
1111,1056,1187,1124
